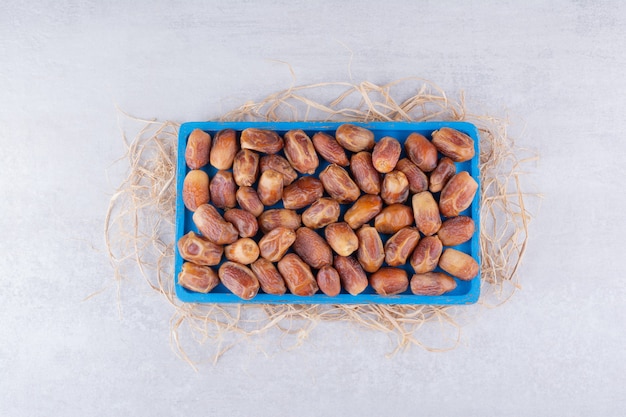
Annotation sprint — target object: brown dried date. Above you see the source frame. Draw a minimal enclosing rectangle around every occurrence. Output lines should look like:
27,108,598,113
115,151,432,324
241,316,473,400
259,154,298,186
412,191,441,236
437,216,475,246
381,170,410,205
384,227,420,267
210,129,238,170
438,248,479,280
431,127,475,162
282,176,324,210
410,272,457,295
319,164,360,203
356,225,385,273
429,157,456,193
223,208,259,238
185,129,211,169
224,238,260,264
182,169,210,212
372,136,401,173
350,152,381,195
405,132,438,172
410,235,443,274
193,204,239,245
439,171,478,217
277,253,319,296
370,268,409,296
317,265,341,297
284,129,319,175
335,124,375,152
256,169,284,206
334,255,368,296
312,132,349,166
258,226,296,262
250,258,287,295
374,204,414,234
240,128,284,154
177,231,223,266
178,262,219,293
302,198,340,229
218,261,260,300
293,227,333,269
324,222,359,256
233,149,260,187
210,170,237,209
258,209,301,233
236,186,265,218
395,158,428,193
344,195,382,229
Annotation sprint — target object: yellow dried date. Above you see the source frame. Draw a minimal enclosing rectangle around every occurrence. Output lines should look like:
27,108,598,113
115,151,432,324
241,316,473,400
437,216,475,246
277,253,319,296
356,225,385,273
410,235,443,274
224,238,260,265
233,149,260,187
372,136,401,173
405,132,438,172
317,265,341,297
374,204,414,234
284,129,319,175
210,129,238,170
431,127,475,162
334,255,368,296
236,186,265,218
177,231,223,266
209,170,237,209
240,128,284,154
218,261,260,300
319,164,360,203
412,191,441,236
350,152,381,195
223,208,259,238
439,171,478,217
185,129,211,170
258,226,296,262
302,198,340,229
256,169,284,206
260,154,298,186
182,169,210,212
282,176,324,210
293,227,333,269
395,158,428,194
438,248,479,280
410,272,457,295
324,222,359,257
370,268,409,296
178,262,219,293
429,157,456,193
258,209,301,233
312,132,349,166
381,170,409,205
384,227,420,267
336,124,375,152
344,194,383,229
250,258,287,295
192,204,239,245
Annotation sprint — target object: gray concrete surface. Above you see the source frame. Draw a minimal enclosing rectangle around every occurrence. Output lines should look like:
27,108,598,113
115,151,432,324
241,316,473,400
1,1,625,416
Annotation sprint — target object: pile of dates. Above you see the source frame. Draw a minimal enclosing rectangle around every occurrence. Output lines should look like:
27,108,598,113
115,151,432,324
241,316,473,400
177,124,479,300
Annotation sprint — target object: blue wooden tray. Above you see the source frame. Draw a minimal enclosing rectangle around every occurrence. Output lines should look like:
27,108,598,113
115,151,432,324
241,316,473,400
175,121,480,304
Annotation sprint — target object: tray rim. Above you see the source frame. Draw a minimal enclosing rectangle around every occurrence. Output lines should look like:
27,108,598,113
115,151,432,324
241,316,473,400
175,120,481,305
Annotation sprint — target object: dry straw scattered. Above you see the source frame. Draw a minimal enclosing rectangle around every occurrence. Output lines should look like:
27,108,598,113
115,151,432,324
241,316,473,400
105,79,539,368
